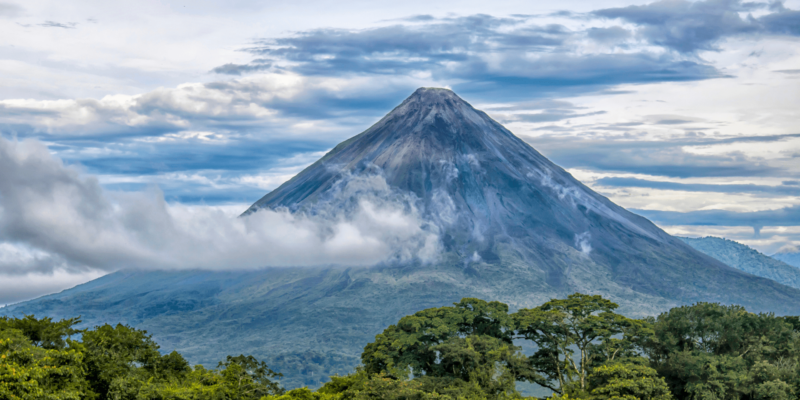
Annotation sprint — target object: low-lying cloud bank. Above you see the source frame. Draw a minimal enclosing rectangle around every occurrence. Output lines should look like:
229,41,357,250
0,137,440,279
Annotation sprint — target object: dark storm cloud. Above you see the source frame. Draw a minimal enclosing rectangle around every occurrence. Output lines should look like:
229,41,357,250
594,0,800,53
633,205,800,227
596,177,800,196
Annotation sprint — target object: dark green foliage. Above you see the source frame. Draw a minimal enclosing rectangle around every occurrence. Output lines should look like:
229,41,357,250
779,316,800,332
1,315,283,400
587,363,672,400
0,315,81,349
362,298,535,398
645,302,800,400
4,295,800,400
0,328,85,400
514,293,646,394
82,323,166,398
218,354,284,399
316,369,458,400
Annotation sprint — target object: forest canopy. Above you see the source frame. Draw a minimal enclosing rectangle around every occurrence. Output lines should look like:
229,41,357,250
2,294,799,400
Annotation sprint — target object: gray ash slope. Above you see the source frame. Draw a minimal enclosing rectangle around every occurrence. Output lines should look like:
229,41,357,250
5,88,800,389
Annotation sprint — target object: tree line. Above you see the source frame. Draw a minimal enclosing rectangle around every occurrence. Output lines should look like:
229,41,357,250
2,293,799,400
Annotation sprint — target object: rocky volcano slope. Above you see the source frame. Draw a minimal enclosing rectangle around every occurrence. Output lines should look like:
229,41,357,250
5,88,800,389
245,87,799,311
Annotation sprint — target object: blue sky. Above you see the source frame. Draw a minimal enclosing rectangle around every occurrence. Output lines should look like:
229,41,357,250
1,0,800,303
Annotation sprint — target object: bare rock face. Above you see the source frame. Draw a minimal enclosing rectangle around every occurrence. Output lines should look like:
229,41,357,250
6,88,800,390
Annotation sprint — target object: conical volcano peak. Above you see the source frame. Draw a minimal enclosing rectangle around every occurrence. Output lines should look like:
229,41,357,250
399,87,475,114
407,87,463,104
379,87,497,141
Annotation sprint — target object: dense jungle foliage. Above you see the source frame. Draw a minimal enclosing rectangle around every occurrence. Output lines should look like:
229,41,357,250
2,293,799,400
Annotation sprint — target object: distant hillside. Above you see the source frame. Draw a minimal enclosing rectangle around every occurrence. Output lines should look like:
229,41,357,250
772,250,800,269
679,236,800,289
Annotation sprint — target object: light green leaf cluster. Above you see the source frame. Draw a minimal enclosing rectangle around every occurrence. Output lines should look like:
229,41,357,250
0,329,84,400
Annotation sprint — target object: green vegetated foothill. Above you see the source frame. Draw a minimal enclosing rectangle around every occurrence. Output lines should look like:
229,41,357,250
3,294,800,400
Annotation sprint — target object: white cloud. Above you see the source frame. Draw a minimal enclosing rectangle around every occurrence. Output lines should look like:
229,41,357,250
0,268,106,307
0,137,440,278
661,225,800,255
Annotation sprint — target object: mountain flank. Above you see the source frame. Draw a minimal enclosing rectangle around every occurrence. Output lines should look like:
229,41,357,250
773,250,800,269
679,236,800,289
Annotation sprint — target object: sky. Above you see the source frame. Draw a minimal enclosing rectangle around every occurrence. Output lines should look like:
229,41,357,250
1,0,799,304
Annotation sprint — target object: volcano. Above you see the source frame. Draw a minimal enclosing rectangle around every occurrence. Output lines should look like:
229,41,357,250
5,88,800,389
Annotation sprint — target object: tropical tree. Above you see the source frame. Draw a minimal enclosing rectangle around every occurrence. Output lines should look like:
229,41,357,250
587,362,672,400
644,302,800,400
361,298,538,398
218,354,284,399
0,315,82,350
513,293,646,395
0,327,85,400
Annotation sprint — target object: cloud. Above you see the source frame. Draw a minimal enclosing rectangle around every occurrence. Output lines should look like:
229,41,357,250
533,135,790,178
0,75,437,210
0,137,440,277
594,0,800,53
633,205,800,227
0,73,414,140
660,225,800,255
0,74,423,205
587,26,632,44
214,14,722,99
0,267,106,306
759,1,800,35
211,62,272,75
596,177,800,196
39,21,77,29
0,2,21,18
515,110,607,123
